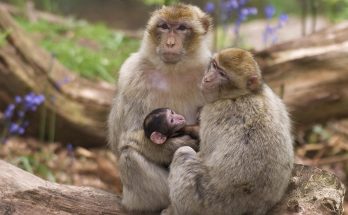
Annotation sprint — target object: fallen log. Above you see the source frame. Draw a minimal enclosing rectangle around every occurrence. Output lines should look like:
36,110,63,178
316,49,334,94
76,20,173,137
255,22,348,125
0,160,344,215
0,6,114,147
1,5,348,146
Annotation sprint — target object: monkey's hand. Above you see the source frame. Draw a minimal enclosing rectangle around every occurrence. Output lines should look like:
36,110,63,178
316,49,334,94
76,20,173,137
168,135,199,152
172,146,197,166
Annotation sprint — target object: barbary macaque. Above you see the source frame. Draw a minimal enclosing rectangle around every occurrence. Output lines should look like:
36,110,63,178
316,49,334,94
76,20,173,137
143,108,199,144
107,4,212,213
165,48,294,215
118,108,199,172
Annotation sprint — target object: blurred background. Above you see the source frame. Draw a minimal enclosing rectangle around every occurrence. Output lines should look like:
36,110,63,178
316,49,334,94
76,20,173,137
0,0,348,212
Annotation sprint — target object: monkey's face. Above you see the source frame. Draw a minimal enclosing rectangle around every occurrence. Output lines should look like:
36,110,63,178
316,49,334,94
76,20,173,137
155,20,191,64
201,48,262,102
147,108,187,145
147,5,212,64
201,57,231,103
166,109,186,133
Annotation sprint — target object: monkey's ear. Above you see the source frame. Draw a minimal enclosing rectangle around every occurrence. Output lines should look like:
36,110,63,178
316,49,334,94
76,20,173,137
200,15,212,34
150,131,167,144
247,75,261,92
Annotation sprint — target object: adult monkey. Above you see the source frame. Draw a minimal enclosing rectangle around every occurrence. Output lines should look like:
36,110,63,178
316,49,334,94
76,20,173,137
107,4,213,213
164,48,294,215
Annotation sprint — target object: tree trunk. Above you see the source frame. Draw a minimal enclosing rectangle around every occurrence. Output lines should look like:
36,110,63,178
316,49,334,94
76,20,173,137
1,5,348,146
0,160,344,215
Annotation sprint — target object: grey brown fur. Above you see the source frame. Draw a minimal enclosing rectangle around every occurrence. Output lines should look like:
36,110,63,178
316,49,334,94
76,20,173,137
165,49,294,215
107,4,212,213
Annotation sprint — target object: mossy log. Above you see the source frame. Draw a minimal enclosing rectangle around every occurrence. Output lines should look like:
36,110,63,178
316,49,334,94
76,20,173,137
1,6,348,146
0,6,114,147
0,160,344,215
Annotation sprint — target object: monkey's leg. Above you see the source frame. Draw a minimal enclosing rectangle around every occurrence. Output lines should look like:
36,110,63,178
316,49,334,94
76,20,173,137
168,146,208,215
119,148,170,212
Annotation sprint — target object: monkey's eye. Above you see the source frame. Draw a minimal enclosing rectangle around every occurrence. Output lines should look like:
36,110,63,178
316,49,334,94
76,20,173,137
158,23,169,30
171,119,174,123
212,60,218,69
218,70,228,79
171,110,174,114
177,25,187,31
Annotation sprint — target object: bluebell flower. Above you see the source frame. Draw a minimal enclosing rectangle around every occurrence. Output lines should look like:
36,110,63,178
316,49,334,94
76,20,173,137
264,5,276,19
1,92,45,142
15,96,22,104
55,77,72,91
4,104,15,120
204,2,215,14
225,0,239,10
23,93,45,111
263,5,288,47
9,123,20,134
278,13,289,27
18,127,25,135
238,0,249,6
67,143,75,160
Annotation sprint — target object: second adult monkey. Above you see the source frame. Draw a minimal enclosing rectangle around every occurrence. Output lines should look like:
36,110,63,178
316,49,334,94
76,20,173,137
165,48,294,215
107,4,213,213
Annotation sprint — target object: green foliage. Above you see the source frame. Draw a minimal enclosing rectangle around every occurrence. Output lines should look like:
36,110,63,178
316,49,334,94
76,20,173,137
323,0,348,21
16,155,56,182
0,30,11,47
143,0,179,6
267,0,298,15
308,124,331,143
16,17,140,82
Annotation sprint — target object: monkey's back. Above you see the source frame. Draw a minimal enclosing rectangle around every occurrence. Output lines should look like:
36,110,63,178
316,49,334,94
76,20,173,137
199,85,294,215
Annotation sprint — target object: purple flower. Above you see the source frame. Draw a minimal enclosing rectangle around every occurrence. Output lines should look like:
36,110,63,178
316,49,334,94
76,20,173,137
23,93,45,111
55,77,72,89
240,7,257,20
278,13,289,27
18,127,25,135
67,143,75,160
225,0,239,10
264,5,276,19
34,95,45,105
263,10,289,47
9,123,20,134
15,96,22,104
204,2,215,13
4,104,15,120
238,0,249,6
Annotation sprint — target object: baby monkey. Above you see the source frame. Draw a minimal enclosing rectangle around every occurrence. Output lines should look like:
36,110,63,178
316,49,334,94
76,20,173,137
119,108,199,167
143,108,199,145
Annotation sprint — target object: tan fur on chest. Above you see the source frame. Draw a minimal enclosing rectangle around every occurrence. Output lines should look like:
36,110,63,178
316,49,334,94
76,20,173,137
140,67,205,123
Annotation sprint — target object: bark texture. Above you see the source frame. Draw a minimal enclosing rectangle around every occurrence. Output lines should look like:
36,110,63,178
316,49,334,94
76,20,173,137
0,160,344,215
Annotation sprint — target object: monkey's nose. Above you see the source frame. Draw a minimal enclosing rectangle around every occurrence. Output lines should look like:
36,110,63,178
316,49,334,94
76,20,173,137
176,116,185,123
203,76,211,82
166,38,176,48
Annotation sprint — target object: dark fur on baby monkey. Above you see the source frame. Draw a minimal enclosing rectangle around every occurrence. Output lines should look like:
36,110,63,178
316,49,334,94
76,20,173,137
143,108,199,145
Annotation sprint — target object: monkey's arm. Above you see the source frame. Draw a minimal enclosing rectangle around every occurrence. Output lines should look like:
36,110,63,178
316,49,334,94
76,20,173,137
167,146,209,214
119,147,170,211
142,135,199,166
181,125,200,140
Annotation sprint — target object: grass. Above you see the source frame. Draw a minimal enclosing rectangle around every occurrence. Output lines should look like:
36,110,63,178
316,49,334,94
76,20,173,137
16,17,140,82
